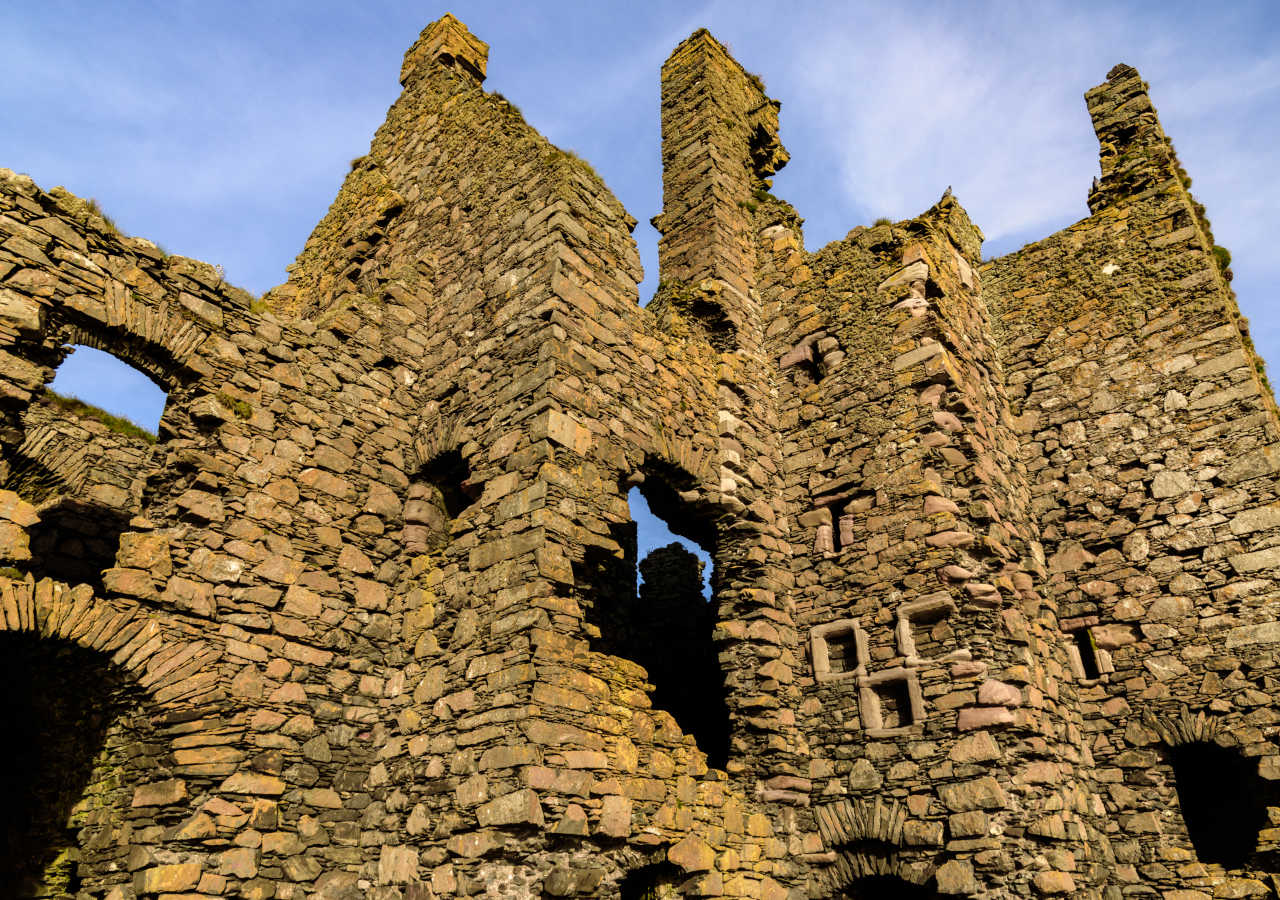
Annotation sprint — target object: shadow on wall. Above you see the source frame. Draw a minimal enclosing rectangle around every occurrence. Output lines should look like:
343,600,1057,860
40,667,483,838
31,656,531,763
839,876,945,898
1168,741,1276,870
0,632,151,896
22,499,134,594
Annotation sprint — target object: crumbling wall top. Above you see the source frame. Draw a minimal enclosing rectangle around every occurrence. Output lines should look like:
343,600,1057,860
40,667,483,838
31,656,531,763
400,12,489,87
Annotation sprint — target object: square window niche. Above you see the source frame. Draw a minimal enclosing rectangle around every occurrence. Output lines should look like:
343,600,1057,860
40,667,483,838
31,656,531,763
859,668,924,736
895,594,964,666
810,620,869,683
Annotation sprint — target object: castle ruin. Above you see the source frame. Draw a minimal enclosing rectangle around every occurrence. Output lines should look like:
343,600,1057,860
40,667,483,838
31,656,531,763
1,13,1278,899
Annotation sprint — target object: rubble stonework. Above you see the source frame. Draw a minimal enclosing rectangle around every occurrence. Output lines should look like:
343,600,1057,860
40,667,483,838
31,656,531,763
0,14,1276,899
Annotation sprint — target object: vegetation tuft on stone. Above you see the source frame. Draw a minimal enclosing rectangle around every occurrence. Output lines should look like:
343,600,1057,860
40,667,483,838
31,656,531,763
39,391,156,443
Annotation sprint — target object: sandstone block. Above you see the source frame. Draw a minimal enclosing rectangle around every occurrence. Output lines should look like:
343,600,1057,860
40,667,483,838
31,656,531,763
476,789,544,827
939,776,1007,812
134,863,202,893
668,834,715,871
935,859,976,894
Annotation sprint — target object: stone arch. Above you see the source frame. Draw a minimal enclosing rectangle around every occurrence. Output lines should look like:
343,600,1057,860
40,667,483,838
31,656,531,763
820,851,941,899
411,414,474,472
404,420,481,556
55,307,209,395
0,574,224,895
586,848,685,900
0,183,230,468
1142,707,1276,869
811,799,945,897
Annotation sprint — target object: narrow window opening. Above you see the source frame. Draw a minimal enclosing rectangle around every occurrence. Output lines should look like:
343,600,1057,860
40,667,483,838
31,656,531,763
1073,628,1101,680
48,345,166,437
829,498,851,551
1169,741,1269,869
577,471,729,768
404,450,478,554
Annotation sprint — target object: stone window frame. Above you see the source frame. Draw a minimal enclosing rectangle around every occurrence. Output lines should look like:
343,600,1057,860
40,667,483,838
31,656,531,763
810,619,869,683
1060,615,1114,683
859,667,924,737
894,594,967,667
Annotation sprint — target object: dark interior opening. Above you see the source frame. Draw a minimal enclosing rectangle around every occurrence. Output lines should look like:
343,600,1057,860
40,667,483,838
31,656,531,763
910,607,953,660
1073,628,1101,680
22,500,133,594
616,860,680,900
872,679,913,729
576,467,730,768
619,862,683,900
793,355,825,386
404,450,478,553
1169,741,1269,869
829,497,850,551
420,450,478,519
826,629,859,676
687,298,736,354
841,876,943,898
0,633,143,897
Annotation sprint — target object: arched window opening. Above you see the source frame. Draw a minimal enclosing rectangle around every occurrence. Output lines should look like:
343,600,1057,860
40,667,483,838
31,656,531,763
841,875,944,898
404,450,479,554
4,347,164,591
577,468,729,769
48,345,166,437
1169,741,1269,868
0,633,153,896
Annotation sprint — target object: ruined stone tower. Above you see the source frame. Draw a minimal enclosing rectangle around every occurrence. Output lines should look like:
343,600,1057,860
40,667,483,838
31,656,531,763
0,13,1278,899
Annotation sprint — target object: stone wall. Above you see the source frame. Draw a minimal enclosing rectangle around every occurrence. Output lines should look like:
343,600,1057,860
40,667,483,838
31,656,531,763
0,14,1276,900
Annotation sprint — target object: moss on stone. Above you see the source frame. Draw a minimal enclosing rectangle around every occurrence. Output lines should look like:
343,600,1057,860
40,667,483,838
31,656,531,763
40,391,156,443
47,188,120,235
216,391,253,420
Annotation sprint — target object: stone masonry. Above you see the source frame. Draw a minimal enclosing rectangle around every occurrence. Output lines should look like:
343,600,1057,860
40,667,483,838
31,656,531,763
0,14,1278,899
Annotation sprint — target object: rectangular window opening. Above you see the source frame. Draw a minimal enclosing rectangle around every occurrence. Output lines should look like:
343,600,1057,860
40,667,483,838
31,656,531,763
872,679,914,730
826,631,858,675
1073,628,1101,680
909,606,953,660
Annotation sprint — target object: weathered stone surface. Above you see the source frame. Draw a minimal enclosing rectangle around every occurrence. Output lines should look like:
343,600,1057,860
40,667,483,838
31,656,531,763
0,19,1275,900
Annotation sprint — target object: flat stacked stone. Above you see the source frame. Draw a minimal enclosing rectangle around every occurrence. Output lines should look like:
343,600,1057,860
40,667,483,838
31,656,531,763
0,14,1275,900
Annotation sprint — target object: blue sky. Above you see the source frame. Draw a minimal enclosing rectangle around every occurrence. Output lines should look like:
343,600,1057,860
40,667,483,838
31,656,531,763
6,1,1279,576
